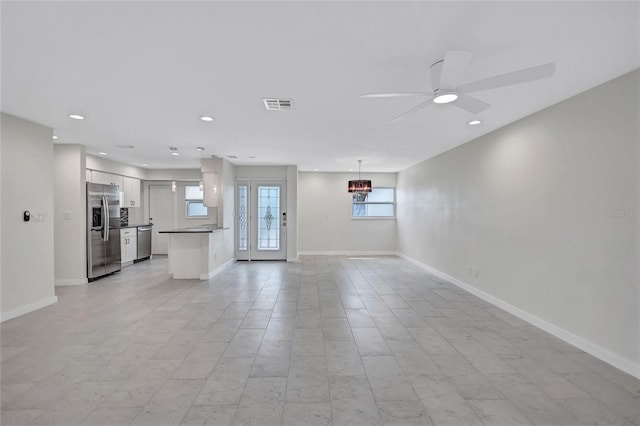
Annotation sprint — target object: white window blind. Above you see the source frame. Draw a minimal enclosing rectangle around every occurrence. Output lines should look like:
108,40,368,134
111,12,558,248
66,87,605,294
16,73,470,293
185,185,204,200
185,184,207,217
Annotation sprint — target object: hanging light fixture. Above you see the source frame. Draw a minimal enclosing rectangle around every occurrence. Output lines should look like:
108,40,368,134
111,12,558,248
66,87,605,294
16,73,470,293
348,160,372,195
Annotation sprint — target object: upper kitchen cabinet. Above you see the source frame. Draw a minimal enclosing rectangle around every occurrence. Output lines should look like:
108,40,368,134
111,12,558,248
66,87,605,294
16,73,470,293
91,170,124,189
88,170,141,208
123,176,141,208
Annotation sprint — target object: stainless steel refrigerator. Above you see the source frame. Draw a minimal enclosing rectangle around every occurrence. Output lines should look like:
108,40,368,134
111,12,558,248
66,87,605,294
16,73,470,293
87,183,121,280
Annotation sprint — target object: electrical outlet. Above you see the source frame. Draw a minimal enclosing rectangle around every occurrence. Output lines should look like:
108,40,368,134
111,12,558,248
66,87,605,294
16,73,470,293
64,210,72,220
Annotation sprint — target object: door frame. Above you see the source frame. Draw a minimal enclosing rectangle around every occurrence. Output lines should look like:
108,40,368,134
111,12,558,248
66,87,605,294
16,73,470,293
236,179,287,261
148,184,176,255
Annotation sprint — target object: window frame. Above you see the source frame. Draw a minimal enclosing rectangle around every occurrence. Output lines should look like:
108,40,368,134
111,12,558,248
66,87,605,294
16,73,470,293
184,184,209,219
351,186,396,220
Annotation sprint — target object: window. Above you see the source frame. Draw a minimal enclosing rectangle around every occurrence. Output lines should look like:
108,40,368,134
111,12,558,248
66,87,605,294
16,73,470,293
352,187,395,218
185,184,208,218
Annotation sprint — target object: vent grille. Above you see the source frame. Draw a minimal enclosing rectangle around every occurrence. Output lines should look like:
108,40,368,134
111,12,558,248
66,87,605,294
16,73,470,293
115,144,134,149
263,98,293,110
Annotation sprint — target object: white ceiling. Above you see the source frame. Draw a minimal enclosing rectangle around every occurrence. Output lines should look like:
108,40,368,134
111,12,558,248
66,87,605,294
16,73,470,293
2,1,638,172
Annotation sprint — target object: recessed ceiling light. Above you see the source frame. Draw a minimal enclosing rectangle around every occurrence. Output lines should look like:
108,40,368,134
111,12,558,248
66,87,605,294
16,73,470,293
142,163,149,167
99,152,108,156
314,168,319,171
196,147,205,151
200,116,214,122
69,114,85,120
52,135,58,140
171,152,180,156
433,92,458,104
467,119,482,126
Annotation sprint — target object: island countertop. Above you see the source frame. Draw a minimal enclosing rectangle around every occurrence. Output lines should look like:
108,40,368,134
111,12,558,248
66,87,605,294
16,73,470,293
158,224,227,234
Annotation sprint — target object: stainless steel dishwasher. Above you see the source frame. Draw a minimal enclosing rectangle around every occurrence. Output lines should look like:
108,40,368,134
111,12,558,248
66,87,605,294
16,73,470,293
136,226,152,261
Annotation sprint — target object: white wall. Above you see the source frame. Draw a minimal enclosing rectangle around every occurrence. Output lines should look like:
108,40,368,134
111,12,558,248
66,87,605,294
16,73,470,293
142,181,217,228
298,172,397,255
54,144,87,286
235,165,288,179
286,165,298,261
86,154,147,180
397,70,640,376
145,168,202,181
1,113,57,321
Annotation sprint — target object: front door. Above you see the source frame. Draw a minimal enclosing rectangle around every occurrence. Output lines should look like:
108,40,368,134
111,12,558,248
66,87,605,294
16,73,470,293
236,180,287,260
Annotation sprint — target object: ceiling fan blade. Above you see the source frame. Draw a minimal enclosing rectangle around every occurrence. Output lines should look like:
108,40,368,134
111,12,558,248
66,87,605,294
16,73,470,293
439,50,473,89
391,97,435,122
361,92,432,98
458,62,556,94
453,93,490,114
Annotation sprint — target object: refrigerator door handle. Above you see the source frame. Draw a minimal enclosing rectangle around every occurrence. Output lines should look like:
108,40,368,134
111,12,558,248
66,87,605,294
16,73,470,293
100,198,106,241
103,195,110,242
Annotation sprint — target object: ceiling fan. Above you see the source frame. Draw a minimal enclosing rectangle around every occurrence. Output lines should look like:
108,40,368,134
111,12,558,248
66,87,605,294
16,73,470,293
362,50,555,122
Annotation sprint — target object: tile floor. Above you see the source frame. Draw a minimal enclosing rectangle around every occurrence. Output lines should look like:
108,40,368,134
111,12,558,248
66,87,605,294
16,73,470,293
1,256,639,426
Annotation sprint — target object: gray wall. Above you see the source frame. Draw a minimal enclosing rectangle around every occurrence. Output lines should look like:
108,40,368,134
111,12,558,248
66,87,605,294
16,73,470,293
1,113,57,320
54,144,87,285
298,172,397,254
396,70,639,374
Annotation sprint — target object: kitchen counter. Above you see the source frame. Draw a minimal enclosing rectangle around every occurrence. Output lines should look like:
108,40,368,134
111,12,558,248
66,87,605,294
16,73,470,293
158,224,226,234
120,223,152,229
159,225,232,280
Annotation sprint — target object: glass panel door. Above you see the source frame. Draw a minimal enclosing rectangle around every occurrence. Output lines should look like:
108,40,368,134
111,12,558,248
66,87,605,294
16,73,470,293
236,182,249,260
257,185,280,251
236,180,286,260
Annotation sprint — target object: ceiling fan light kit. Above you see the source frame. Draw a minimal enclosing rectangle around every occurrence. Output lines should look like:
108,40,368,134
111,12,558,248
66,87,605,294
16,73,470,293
362,50,556,121
433,91,458,104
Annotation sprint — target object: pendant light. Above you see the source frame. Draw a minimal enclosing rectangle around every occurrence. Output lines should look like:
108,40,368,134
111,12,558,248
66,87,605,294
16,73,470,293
348,160,372,194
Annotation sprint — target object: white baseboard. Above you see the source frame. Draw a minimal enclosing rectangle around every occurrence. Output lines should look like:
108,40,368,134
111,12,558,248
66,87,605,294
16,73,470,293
1,296,58,323
200,258,234,280
398,253,640,379
55,278,88,286
298,250,398,257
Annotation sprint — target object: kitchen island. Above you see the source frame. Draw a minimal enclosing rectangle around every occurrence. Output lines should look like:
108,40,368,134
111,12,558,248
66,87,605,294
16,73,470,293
158,224,232,280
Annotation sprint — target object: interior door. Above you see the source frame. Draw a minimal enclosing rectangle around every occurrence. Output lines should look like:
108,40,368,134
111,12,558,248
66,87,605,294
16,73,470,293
149,185,175,255
236,180,287,260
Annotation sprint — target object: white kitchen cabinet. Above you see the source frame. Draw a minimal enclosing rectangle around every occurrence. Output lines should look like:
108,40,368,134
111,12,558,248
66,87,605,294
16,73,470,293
120,228,138,265
91,170,123,189
123,176,141,208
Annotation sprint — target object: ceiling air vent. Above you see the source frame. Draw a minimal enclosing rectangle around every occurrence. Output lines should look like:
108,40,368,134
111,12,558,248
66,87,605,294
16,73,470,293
115,144,134,149
263,98,293,110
